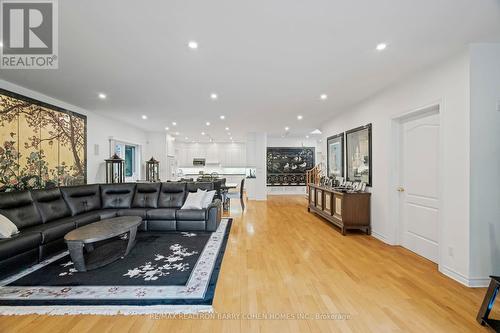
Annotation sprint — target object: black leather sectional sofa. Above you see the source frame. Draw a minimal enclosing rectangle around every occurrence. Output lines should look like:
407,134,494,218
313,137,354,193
0,181,221,279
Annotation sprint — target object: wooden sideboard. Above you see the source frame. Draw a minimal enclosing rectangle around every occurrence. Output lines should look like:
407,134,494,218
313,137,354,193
308,184,371,235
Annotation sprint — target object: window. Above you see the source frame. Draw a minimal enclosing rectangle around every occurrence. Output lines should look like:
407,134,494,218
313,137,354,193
125,145,136,177
112,141,140,181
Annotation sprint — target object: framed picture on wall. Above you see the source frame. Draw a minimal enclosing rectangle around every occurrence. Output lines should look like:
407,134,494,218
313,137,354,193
346,124,372,186
0,88,87,192
327,133,344,178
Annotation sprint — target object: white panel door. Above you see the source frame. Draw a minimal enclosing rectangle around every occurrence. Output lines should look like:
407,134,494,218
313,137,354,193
399,112,440,262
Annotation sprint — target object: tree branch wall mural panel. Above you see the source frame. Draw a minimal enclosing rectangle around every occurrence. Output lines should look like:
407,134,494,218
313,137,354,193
0,89,87,192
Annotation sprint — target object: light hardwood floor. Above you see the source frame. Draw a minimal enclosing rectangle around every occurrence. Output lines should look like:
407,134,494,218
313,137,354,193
0,195,494,332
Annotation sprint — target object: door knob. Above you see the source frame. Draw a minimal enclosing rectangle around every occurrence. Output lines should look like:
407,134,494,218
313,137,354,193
397,187,405,192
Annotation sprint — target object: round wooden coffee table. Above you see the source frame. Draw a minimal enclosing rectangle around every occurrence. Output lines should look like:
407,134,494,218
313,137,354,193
64,216,142,272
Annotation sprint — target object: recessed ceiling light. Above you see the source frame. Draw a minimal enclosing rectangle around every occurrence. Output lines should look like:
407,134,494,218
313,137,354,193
184,137,189,140
165,127,169,131
141,115,148,120
188,41,198,49
175,131,180,136
98,93,107,99
172,121,177,126
225,127,229,131
285,126,290,131
297,115,303,120
206,121,211,126
210,93,218,100
376,43,387,51
201,132,206,136
230,137,233,140
311,129,322,135
219,115,225,120
305,135,310,139
320,94,328,100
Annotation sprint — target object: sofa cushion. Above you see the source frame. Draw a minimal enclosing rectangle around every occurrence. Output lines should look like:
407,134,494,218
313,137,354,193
61,184,101,216
147,220,176,231
32,188,71,223
132,183,160,208
176,209,207,221
158,182,186,208
39,238,66,261
117,208,147,219
187,182,214,193
146,208,176,220
0,191,42,229
176,220,206,231
23,219,76,244
0,232,41,261
69,211,101,227
95,209,118,220
101,184,136,209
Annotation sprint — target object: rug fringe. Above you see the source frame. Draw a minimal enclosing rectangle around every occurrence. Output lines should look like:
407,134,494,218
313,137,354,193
0,305,213,316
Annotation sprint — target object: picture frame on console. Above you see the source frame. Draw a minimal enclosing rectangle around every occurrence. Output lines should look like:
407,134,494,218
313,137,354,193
326,132,344,178
346,123,372,186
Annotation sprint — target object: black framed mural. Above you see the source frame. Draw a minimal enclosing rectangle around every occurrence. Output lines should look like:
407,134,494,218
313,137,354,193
346,124,372,186
0,89,87,192
266,147,315,186
327,133,344,178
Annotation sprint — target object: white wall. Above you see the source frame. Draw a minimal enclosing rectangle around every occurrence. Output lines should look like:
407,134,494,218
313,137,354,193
320,52,472,285
144,132,167,180
267,136,322,195
469,44,500,282
246,132,267,200
0,79,150,184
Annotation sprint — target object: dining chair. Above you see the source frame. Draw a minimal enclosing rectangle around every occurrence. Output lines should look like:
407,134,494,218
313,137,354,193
226,178,245,211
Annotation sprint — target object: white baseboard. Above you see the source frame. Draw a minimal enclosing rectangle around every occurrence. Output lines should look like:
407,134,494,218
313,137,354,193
467,277,491,288
369,237,490,288
440,265,489,288
371,231,396,246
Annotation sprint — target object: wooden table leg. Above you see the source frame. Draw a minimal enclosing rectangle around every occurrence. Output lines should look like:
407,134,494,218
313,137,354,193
67,241,87,272
124,227,137,257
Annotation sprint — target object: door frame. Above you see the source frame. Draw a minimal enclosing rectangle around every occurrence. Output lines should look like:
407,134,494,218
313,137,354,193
390,102,444,267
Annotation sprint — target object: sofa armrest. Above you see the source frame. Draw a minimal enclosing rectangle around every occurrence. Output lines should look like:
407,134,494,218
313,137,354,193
206,199,222,232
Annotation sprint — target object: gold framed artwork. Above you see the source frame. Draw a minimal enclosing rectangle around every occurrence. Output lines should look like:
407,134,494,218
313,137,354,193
0,89,87,191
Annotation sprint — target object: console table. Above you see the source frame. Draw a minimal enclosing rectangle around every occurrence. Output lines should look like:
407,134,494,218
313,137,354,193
308,184,371,235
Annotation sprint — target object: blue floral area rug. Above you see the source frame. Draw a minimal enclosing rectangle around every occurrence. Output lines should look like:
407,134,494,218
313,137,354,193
0,219,232,315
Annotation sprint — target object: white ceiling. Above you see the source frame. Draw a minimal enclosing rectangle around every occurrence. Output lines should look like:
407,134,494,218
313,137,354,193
1,0,500,143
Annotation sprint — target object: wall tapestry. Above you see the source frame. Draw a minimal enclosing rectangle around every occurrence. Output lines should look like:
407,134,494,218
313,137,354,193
266,147,315,186
327,132,344,178
346,124,372,186
0,89,87,192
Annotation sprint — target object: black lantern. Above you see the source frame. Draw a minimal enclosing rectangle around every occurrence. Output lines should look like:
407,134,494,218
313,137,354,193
105,153,125,183
146,156,159,182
